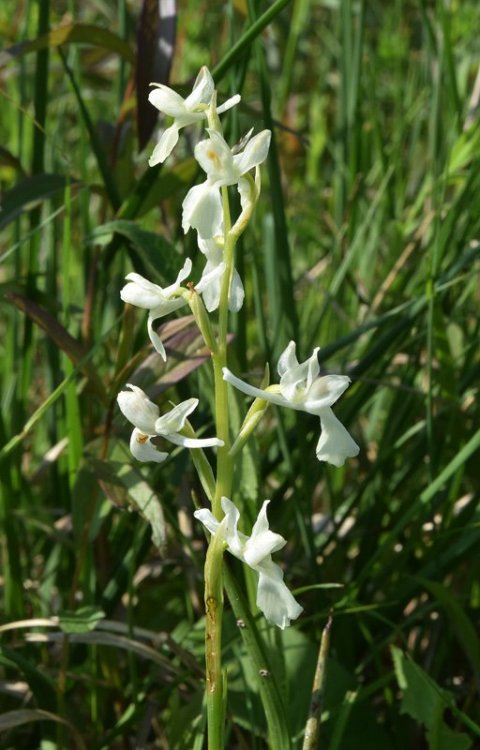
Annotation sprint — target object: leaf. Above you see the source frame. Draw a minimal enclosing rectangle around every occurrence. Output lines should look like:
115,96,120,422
119,464,166,550
0,709,87,750
4,292,108,403
89,453,166,551
0,23,134,68
0,174,72,230
58,606,106,634
391,646,473,750
418,578,480,676
136,0,177,151
89,218,180,282
0,647,57,712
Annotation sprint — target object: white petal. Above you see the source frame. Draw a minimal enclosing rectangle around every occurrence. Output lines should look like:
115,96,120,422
233,129,271,175
256,560,303,629
117,384,159,433
217,93,241,114
148,85,187,117
184,66,214,108
200,263,221,311
223,368,291,409
279,347,320,403
244,501,286,567
165,432,224,449
155,398,198,435
220,497,246,558
182,183,223,239
147,313,167,360
147,300,185,360
316,408,359,467
304,375,351,413
228,269,244,312
163,257,193,297
194,131,235,182
277,341,299,378
237,176,254,216
194,507,220,536
129,428,168,463
120,274,164,309
148,125,180,166
195,260,225,295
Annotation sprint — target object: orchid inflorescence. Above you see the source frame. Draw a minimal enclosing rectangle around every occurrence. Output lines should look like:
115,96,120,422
117,66,359,630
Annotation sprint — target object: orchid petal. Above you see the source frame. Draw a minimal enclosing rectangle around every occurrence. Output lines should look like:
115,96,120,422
117,384,159,434
277,341,299,378
233,129,271,174
182,183,223,238
316,408,360,467
129,429,168,463
304,375,351,412
244,501,286,566
256,561,303,629
194,130,235,182
216,93,241,114
223,368,291,409
184,66,215,108
194,507,220,536
155,398,198,435
148,125,180,166
120,274,165,309
165,432,223,449
148,85,188,117
229,269,245,312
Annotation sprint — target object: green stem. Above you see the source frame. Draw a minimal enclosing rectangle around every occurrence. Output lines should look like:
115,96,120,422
204,526,226,750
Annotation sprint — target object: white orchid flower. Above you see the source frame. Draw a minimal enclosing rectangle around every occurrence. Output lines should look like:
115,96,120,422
117,384,223,463
120,258,224,361
120,259,192,361
223,341,359,467
148,66,240,166
198,237,244,312
182,129,271,239
194,497,303,629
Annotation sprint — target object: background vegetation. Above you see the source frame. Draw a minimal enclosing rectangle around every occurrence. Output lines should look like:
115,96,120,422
1,0,480,747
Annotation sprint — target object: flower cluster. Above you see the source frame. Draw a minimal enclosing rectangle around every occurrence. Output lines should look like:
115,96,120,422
117,67,359,630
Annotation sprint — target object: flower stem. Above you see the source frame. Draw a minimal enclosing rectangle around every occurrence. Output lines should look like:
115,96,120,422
204,522,226,749
203,175,235,750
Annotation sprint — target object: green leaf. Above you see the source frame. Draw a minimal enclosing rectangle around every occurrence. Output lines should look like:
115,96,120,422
89,219,181,282
391,647,473,750
0,647,57,712
0,23,134,67
0,174,72,230
58,606,106,634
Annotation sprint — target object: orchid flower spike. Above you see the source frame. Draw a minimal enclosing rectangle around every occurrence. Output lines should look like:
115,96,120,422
182,129,271,239
195,497,303,629
117,384,223,463
148,66,240,166
223,341,360,467
198,236,245,312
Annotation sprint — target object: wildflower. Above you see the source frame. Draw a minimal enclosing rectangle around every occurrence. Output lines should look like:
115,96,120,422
223,341,359,467
120,258,223,361
194,497,303,629
117,384,223,463
198,237,244,312
148,66,240,166
182,129,271,239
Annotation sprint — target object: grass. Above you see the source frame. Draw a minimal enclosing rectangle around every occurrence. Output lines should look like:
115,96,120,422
1,0,480,748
